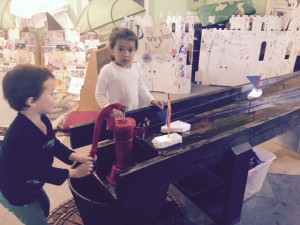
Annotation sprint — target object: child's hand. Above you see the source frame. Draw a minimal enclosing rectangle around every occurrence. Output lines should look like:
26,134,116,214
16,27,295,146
112,109,124,118
69,153,96,163
69,161,94,178
151,100,164,110
77,155,95,163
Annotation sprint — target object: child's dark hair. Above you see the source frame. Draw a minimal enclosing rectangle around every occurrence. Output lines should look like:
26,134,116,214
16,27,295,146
2,64,55,111
109,27,138,51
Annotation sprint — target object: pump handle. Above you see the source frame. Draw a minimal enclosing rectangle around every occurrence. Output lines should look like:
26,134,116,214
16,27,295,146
90,103,126,157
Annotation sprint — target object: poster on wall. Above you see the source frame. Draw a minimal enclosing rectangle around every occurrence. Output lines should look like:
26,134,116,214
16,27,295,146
123,15,194,94
137,25,173,54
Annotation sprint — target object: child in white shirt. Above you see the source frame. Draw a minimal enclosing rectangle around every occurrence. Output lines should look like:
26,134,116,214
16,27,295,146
95,28,163,117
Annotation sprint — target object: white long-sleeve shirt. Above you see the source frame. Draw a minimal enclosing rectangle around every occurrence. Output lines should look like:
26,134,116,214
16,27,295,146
95,61,154,111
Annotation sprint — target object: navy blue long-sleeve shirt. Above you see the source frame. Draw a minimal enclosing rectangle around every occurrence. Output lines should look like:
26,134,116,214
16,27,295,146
0,113,74,205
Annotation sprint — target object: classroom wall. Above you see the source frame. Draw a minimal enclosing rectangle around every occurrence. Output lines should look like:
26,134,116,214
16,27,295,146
149,0,268,25
149,0,188,25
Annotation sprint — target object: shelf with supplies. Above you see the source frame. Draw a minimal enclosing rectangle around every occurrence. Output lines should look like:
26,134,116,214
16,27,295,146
0,27,39,68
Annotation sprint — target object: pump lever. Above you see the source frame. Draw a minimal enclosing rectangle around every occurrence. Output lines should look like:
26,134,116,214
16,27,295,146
90,103,127,158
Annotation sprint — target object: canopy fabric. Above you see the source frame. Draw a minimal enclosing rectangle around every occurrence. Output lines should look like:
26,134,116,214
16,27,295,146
1,0,145,35
0,0,14,29
75,0,145,39
0,0,73,29
10,0,68,18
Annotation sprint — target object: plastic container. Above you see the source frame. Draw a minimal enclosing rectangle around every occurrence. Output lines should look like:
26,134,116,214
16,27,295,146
244,146,276,201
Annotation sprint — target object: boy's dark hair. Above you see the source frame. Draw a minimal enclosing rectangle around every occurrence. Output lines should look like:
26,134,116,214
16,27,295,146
2,64,55,111
109,27,138,54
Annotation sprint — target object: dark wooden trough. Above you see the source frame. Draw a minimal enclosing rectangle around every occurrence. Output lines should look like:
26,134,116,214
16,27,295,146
69,71,300,225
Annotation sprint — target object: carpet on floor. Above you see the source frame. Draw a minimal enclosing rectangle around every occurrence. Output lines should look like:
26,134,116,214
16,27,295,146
239,173,300,225
47,173,300,225
47,192,185,225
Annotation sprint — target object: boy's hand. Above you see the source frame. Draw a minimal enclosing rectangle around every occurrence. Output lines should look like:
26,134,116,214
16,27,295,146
69,153,96,163
68,161,94,178
151,100,164,110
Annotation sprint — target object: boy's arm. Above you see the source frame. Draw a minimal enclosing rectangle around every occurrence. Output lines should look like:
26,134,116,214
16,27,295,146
53,138,75,165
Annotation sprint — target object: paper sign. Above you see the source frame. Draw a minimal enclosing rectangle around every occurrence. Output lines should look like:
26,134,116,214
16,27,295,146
68,77,84,94
138,25,173,54
0,64,13,72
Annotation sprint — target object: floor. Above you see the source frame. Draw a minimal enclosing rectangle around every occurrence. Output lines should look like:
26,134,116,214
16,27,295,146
1,136,300,225
261,139,300,175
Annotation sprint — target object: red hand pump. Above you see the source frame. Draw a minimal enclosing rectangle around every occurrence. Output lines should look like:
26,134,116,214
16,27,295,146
90,103,136,185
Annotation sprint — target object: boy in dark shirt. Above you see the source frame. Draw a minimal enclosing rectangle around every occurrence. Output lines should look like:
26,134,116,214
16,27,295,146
0,65,94,224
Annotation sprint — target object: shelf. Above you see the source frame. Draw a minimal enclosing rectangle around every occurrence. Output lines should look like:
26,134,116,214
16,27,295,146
173,168,226,222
